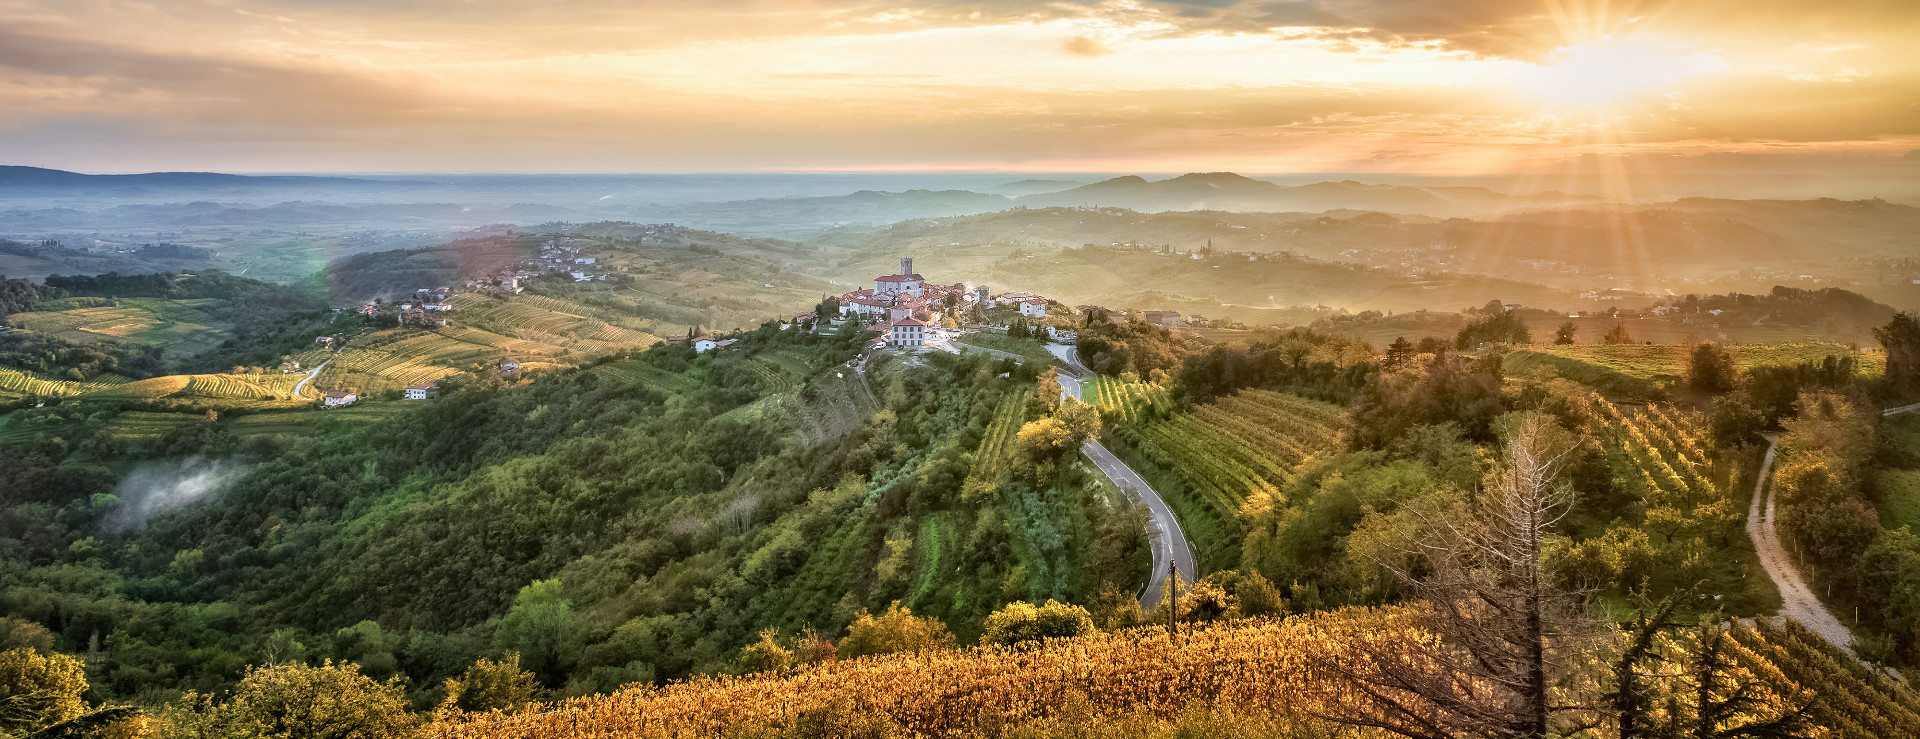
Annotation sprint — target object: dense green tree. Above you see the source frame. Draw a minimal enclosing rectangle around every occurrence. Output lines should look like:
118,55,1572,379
493,580,583,688
1876,310,1920,396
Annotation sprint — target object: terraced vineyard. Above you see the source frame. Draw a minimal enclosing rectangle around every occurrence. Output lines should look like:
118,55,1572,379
1082,376,1170,423
1112,388,1343,568
0,368,126,398
182,373,306,400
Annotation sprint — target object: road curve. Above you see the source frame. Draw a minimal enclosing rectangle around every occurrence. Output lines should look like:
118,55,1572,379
291,359,331,399
1085,438,1197,613
1052,357,1197,612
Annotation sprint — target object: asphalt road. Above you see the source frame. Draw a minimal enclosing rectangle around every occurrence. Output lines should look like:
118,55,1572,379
1049,348,1196,612
1085,438,1197,613
291,358,331,399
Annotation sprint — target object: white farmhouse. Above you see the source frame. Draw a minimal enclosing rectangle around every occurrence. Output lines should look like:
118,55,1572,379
694,336,719,352
324,390,358,408
1019,298,1048,318
404,382,437,400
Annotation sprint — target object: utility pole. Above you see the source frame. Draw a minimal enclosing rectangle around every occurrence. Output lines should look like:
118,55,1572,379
1166,559,1179,644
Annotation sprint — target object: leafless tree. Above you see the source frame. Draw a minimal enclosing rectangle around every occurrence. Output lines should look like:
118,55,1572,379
1312,411,1601,739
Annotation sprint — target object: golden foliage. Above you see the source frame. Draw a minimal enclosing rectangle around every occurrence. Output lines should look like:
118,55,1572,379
0,647,88,735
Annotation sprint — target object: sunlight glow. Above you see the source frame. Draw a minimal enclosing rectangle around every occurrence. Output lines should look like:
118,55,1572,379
1510,42,1728,110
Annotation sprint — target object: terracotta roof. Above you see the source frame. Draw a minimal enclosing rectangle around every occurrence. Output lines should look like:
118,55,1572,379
875,274,925,282
406,382,437,390
891,317,927,327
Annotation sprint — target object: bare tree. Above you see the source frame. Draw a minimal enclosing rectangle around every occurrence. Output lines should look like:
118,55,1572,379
1312,411,1599,739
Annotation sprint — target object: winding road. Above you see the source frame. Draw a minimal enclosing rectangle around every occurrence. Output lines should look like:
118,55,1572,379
1048,343,1197,612
1746,403,1920,659
291,359,331,399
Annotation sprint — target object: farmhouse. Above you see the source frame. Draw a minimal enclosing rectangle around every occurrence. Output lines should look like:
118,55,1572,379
693,336,719,352
1019,298,1048,318
1143,310,1182,326
324,390,358,408
404,382,437,400
499,357,521,376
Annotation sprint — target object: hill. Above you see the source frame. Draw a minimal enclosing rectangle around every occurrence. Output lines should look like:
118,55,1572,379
0,165,385,193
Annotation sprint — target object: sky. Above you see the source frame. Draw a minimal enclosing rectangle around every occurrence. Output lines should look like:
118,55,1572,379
2,0,1918,174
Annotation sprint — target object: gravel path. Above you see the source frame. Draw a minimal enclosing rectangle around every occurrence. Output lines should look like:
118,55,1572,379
1745,437,1858,653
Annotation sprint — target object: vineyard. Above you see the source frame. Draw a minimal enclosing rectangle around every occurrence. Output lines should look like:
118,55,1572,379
1081,376,1170,423
1590,400,1719,509
0,368,129,398
425,610,1920,739
1109,389,1342,570
961,393,1027,500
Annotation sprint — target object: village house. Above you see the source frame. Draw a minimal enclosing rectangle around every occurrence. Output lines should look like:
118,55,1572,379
693,336,719,352
324,390,357,408
1143,310,1182,326
889,317,927,348
405,381,438,400
499,357,521,376
1019,298,1048,318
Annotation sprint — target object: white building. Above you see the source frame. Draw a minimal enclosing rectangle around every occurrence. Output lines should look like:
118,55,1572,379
324,390,358,408
1019,298,1048,318
889,317,927,348
404,382,437,400
694,336,719,352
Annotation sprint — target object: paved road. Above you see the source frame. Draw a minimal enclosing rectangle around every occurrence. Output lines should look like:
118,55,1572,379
1051,350,1196,613
1747,402,1920,662
1086,438,1197,613
291,359,331,399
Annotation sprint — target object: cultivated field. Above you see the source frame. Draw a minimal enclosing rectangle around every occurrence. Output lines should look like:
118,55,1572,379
7,297,231,353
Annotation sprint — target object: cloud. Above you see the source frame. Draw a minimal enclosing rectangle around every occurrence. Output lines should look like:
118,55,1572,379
1062,35,1113,56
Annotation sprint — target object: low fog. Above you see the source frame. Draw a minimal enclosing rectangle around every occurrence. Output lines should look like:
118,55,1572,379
106,457,235,532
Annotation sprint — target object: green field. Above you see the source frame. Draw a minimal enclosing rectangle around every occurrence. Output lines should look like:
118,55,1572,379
227,402,412,436
8,297,231,353
1506,342,1880,399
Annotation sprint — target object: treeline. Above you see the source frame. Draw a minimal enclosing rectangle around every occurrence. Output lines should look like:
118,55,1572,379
0,330,164,380
0,274,62,320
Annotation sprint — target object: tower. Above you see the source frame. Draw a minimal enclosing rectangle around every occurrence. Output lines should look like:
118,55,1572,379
901,257,913,276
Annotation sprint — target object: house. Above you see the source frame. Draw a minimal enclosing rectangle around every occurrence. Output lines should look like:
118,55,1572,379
404,381,437,400
1142,310,1182,326
499,357,521,376
1188,314,1208,326
315,336,336,346
889,317,927,348
1019,298,1048,318
694,336,719,352
323,390,358,408
574,257,596,265
715,339,738,349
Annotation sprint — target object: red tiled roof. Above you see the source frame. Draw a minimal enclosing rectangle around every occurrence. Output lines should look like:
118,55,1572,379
407,382,438,390
875,274,925,282
891,317,927,327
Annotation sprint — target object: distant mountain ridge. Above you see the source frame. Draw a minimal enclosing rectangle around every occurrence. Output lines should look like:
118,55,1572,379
0,166,388,192
1015,172,1602,216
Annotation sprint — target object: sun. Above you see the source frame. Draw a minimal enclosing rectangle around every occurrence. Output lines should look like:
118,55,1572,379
1511,41,1727,110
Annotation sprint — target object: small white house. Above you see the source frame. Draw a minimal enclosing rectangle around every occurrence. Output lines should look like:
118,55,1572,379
404,382,437,400
499,358,521,376
575,257,597,265
324,390,357,408
1019,298,1048,318
694,336,719,352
